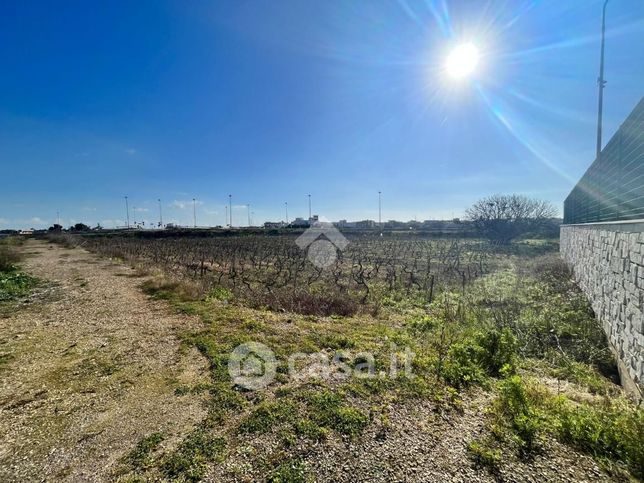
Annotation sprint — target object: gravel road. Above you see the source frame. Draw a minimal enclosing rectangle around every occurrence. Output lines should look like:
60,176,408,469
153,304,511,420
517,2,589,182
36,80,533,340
0,240,209,482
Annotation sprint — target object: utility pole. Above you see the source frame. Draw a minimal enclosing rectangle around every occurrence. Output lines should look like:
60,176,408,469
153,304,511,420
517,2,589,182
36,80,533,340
308,194,312,220
133,206,136,227
285,202,289,224
247,204,251,227
225,205,228,228
596,0,609,159
125,196,130,228
193,198,197,228
229,194,232,228
158,199,163,228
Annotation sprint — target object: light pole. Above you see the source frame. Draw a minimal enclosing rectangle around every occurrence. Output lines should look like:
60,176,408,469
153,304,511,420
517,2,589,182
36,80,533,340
124,196,130,228
225,205,228,228
133,206,136,227
193,198,197,228
308,194,312,220
158,199,163,228
247,204,251,227
596,0,609,159
378,191,382,230
229,194,232,228
285,202,289,224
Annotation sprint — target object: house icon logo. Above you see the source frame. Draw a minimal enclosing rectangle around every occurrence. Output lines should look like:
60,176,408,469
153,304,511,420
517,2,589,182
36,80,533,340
228,342,277,390
295,219,349,268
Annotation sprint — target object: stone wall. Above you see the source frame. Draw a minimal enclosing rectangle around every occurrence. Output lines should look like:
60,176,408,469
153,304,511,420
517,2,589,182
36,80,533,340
560,224,643,396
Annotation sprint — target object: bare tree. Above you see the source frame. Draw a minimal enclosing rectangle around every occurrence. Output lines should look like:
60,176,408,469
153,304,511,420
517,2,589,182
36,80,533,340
466,194,557,244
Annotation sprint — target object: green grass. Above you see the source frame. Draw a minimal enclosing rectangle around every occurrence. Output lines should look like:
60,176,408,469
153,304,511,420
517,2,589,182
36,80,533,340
122,432,165,472
267,458,309,483
0,270,38,301
483,373,644,479
161,428,226,481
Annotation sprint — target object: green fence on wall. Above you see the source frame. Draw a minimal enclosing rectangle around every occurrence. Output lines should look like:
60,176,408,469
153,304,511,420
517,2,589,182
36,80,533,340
564,97,644,225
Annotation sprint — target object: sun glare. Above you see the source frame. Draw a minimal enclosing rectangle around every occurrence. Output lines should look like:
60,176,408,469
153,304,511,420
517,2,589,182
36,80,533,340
446,43,479,79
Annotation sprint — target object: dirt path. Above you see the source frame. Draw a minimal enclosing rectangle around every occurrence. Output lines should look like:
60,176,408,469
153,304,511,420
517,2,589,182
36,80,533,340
0,240,209,482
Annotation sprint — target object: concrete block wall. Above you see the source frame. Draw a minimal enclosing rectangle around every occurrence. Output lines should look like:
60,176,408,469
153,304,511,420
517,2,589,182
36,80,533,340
560,223,644,396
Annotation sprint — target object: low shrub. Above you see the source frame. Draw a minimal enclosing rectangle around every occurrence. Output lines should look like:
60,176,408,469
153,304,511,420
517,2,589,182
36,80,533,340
493,374,542,453
552,397,644,479
0,245,21,272
0,271,38,301
252,289,359,317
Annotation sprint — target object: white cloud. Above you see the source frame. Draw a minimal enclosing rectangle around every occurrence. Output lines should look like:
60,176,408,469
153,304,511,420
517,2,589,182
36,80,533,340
125,148,137,155
171,200,203,210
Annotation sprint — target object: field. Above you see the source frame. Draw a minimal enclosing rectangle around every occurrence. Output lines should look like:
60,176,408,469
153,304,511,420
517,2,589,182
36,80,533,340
0,233,642,482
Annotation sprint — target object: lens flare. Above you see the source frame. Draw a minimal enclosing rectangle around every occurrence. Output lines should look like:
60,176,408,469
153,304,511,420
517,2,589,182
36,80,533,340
446,43,479,79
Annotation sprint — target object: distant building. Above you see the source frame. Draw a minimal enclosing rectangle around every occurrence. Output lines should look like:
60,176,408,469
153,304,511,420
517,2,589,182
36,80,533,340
264,221,286,229
18,229,34,235
290,217,310,228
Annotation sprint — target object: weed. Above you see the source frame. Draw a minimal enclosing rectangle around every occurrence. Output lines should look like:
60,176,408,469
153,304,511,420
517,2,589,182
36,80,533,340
123,432,164,471
162,429,226,481
238,401,296,433
0,270,38,301
304,390,369,437
267,458,309,483
0,244,21,271
468,439,502,470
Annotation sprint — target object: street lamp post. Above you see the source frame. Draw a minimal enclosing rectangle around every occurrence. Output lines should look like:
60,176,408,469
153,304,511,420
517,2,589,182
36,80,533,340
229,195,232,228
158,199,163,228
596,0,609,159
193,198,197,228
125,196,130,228
378,191,382,230
285,202,289,224
308,194,312,220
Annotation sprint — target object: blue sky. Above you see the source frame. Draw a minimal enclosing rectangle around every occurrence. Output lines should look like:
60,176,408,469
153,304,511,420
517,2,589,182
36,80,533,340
1,0,643,229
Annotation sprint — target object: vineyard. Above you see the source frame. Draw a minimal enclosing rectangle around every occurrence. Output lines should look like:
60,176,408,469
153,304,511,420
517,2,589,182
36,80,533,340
77,233,502,315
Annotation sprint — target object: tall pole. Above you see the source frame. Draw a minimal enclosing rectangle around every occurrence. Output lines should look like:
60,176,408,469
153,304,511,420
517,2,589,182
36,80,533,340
229,194,232,228
247,204,251,227
57,211,60,226
133,206,136,226
193,198,197,228
125,196,130,228
158,199,163,228
308,194,312,220
378,191,382,230
225,205,228,227
596,0,609,159
285,202,289,224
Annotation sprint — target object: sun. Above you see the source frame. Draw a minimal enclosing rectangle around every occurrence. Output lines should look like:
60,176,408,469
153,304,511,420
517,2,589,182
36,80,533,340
446,43,479,79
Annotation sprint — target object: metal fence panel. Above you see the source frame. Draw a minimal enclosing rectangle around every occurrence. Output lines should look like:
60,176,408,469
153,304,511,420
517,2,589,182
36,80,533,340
564,97,644,224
